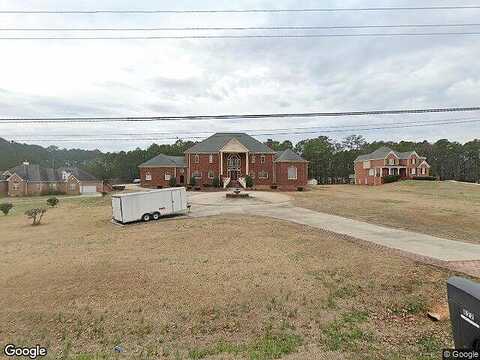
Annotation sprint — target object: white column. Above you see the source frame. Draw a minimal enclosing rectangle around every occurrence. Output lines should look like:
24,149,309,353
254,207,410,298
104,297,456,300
220,151,223,176
246,152,249,175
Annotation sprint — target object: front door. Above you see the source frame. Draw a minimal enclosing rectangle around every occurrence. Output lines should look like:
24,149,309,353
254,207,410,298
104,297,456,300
230,170,238,180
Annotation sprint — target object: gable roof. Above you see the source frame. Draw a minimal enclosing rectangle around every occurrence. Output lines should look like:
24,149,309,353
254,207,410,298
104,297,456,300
275,148,308,162
355,146,425,162
6,163,98,182
185,133,276,154
138,154,186,168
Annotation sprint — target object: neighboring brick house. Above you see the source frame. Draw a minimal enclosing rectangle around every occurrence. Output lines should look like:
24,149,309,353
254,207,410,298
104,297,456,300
354,146,431,186
0,162,104,197
139,133,309,190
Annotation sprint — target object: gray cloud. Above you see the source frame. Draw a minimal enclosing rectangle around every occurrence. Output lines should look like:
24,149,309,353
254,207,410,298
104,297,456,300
0,0,479,151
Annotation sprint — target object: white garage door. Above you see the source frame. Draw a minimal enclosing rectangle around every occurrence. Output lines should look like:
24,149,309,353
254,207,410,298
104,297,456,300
80,185,97,194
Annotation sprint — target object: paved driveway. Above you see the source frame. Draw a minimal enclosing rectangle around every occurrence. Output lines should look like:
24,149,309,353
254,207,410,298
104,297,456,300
187,191,480,275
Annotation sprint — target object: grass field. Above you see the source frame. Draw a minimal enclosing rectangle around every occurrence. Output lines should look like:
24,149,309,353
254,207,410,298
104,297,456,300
0,194,459,359
292,181,480,244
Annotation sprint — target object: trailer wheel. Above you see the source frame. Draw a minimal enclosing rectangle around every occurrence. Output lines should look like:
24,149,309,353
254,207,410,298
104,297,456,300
152,212,160,220
142,213,151,222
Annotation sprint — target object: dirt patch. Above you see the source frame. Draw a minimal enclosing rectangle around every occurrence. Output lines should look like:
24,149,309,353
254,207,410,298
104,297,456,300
0,195,460,359
292,181,480,244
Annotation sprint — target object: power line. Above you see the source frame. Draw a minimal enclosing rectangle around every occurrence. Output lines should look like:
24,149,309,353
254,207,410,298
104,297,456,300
1,106,480,123
8,116,479,138
2,23,480,31
1,6,480,14
7,118,480,142
3,32,480,40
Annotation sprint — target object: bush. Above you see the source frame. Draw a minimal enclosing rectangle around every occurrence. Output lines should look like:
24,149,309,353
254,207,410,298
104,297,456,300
270,185,278,190
190,176,196,187
46,197,59,207
0,202,13,215
383,175,401,184
414,176,436,181
212,176,221,188
245,175,254,188
25,208,47,225
101,191,108,197
169,176,177,187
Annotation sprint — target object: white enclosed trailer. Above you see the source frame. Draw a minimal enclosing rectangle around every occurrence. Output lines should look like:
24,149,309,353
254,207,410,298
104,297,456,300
112,187,188,224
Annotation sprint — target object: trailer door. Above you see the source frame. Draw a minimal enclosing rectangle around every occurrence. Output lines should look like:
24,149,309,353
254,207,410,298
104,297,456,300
112,197,123,222
171,189,183,213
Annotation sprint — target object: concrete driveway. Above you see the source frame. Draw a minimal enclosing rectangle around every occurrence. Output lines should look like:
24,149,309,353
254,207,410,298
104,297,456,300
187,190,480,273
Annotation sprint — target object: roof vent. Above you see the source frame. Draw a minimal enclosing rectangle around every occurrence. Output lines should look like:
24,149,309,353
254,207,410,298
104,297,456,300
23,161,29,166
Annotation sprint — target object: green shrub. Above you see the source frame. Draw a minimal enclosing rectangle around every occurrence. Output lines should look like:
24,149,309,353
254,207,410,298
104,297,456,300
0,202,13,215
212,176,221,188
47,197,59,207
190,176,196,187
383,175,401,184
25,208,47,225
245,175,254,188
414,176,436,181
169,176,177,187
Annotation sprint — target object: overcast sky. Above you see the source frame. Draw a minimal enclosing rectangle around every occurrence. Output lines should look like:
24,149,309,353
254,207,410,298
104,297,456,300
0,0,479,151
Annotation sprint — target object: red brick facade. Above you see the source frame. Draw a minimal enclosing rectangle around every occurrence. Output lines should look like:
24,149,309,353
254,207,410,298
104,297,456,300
355,148,431,186
140,153,308,191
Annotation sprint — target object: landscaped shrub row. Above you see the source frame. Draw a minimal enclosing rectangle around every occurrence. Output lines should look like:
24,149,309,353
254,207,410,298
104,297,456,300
383,175,401,184
414,176,437,181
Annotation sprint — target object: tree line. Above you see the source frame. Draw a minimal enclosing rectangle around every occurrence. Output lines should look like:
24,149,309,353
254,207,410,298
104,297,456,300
1,136,479,184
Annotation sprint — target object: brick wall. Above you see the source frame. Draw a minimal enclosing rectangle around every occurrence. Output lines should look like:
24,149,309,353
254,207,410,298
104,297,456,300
140,167,186,188
275,162,308,190
190,153,221,186
248,153,274,187
0,181,7,196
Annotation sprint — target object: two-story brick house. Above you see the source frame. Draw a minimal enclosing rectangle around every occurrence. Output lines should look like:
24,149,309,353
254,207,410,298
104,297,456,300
139,133,309,190
354,146,431,185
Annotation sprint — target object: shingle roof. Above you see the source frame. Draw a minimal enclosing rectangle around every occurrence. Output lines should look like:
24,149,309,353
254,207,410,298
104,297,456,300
355,146,424,162
138,154,186,168
58,167,98,181
6,164,98,182
185,133,276,154
275,148,307,162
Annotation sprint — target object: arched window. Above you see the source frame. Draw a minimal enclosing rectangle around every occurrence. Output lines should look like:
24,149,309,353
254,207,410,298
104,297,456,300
194,154,199,164
227,154,240,169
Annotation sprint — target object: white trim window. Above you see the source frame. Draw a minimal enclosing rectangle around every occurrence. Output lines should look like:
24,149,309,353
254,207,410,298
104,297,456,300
251,155,256,164
287,166,297,180
258,170,268,179
194,154,200,164
145,172,152,181
69,182,76,191
411,157,416,165
260,155,266,164
411,168,416,175
192,171,202,178
208,170,215,179
164,173,171,181
388,158,395,165
250,172,255,179
209,154,213,164
13,182,19,191
421,167,427,175
368,169,375,176
363,160,370,169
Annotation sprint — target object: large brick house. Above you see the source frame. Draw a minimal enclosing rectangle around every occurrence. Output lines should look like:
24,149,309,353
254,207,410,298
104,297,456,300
0,162,104,197
354,146,431,185
139,133,309,190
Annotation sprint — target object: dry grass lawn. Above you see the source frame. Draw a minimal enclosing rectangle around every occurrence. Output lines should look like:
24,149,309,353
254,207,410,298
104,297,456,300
0,195,461,359
293,181,480,244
